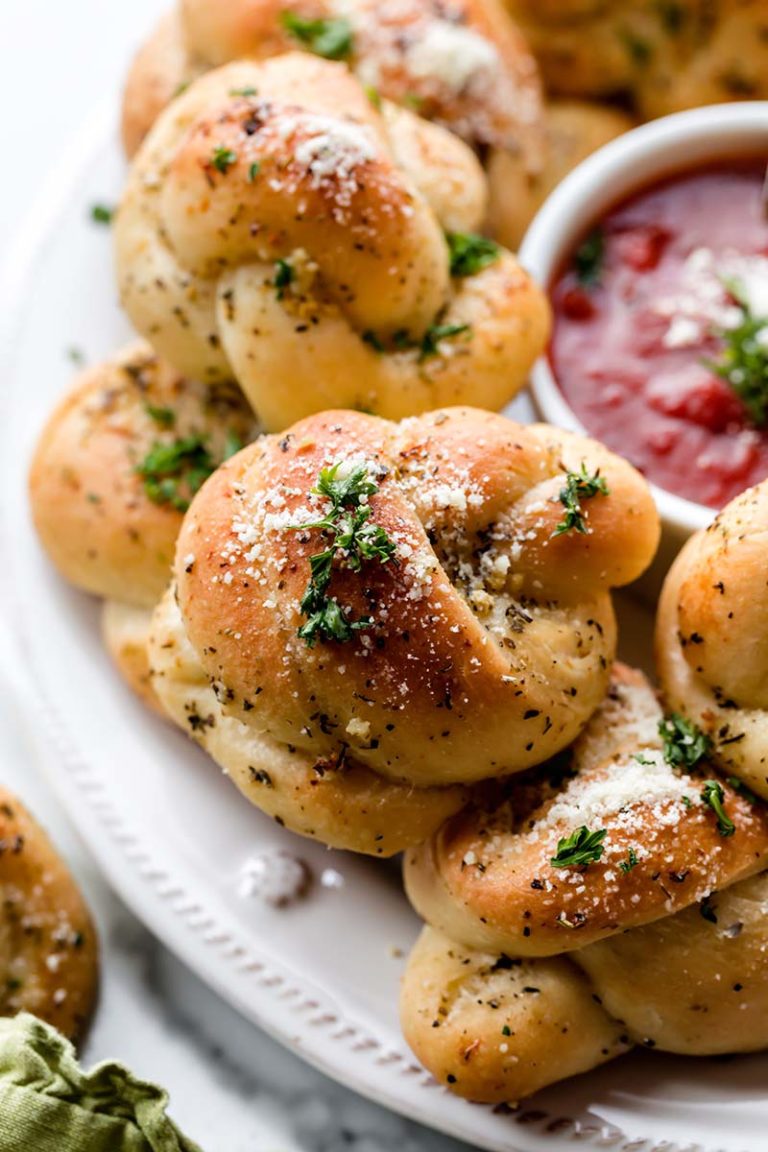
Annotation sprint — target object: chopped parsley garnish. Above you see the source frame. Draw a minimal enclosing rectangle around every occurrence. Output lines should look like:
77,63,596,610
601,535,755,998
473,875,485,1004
290,461,396,647
700,779,736,837
361,322,471,359
365,85,381,110
620,29,653,65
709,282,768,427
552,463,610,536
230,86,258,97
223,430,243,459
362,330,385,353
274,258,295,300
550,825,607,869
137,430,241,512
144,404,175,428
211,146,238,174
137,436,214,512
446,232,500,279
619,847,639,874
90,203,114,225
280,12,353,60
659,713,712,770
247,162,261,183
573,227,604,287
419,322,470,361
501,1025,511,1036
655,1,685,33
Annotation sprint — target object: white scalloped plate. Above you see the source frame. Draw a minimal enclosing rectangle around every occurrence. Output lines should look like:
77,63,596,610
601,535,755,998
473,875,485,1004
2,108,767,1152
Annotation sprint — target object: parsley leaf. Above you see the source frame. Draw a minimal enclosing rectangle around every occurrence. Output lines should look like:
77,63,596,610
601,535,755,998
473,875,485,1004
361,321,471,359
281,12,353,60
619,847,639,874
247,162,260,183
552,463,610,536
274,258,295,300
573,227,604,287
709,281,768,427
144,404,176,428
700,779,736,837
419,322,470,361
659,713,712,770
290,461,396,647
90,203,114,225
136,435,215,512
211,146,238,174
550,825,607,869
446,232,500,278
230,86,258,97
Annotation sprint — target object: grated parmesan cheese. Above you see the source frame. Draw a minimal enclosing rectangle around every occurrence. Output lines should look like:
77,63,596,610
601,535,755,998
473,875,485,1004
405,21,499,93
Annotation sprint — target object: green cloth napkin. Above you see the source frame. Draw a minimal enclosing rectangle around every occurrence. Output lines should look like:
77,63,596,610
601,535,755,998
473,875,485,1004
0,1014,203,1152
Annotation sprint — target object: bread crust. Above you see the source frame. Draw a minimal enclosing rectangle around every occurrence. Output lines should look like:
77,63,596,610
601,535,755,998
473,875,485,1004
115,55,549,429
405,665,768,955
122,11,191,158
0,790,98,1044
400,925,630,1102
656,480,768,800
503,0,768,117
576,869,768,1055
121,0,544,169
149,586,467,854
101,600,166,716
173,407,658,793
29,341,258,608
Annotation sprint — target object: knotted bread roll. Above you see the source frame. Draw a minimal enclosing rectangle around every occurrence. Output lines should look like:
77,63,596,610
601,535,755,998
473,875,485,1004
121,0,545,249
504,0,768,117
656,480,768,801
400,924,630,1103
0,789,98,1044
405,664,768,955
147,406,658,850
577,869,768,1056
115,54,550,431
401,868,768,1100
29,342,259,707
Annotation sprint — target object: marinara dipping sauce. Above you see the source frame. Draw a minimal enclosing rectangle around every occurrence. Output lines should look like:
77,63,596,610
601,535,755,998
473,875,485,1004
550,161,768,509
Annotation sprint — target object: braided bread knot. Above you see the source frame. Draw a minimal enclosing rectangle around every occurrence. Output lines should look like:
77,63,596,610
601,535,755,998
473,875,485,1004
503,0,768,117
146,406,658,853
28,343,259,710
115,54,550,430
405,664,768,955
401,665,768,1101
122,0,545,248
657,480,768,801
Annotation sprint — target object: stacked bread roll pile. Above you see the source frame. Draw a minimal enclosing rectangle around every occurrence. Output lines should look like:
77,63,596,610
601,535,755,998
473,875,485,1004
24,0,768,1106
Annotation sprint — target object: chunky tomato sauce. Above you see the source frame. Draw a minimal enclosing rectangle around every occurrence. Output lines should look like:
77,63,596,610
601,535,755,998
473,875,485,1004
550,161,768,509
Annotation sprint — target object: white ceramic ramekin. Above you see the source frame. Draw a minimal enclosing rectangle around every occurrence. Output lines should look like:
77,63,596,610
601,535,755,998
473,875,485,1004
519,102,768,586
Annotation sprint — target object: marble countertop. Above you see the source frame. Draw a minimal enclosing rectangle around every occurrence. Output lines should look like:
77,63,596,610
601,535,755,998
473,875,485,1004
0,5,475,1148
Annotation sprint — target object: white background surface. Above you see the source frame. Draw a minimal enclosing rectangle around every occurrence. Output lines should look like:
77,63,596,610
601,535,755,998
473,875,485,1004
0,2,159,247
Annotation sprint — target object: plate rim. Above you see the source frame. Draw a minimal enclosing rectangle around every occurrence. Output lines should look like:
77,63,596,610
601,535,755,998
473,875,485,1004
0,106,745,1152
